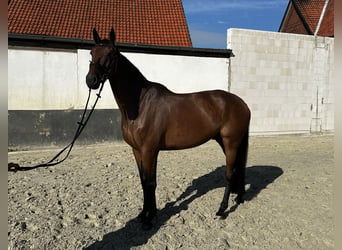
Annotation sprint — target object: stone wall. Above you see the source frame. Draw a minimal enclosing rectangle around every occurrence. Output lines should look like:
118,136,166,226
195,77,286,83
227,28,334,134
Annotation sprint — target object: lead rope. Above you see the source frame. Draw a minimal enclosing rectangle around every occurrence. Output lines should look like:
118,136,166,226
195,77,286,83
8,83,105,172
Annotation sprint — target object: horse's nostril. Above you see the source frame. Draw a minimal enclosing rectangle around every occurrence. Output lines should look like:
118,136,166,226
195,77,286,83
86,74,97,85
86,74,100,89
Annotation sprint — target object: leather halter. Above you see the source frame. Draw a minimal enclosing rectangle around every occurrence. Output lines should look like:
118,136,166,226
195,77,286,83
89,46,119,84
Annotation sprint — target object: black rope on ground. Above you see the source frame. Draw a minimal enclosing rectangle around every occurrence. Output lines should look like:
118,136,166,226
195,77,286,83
8,83,104,172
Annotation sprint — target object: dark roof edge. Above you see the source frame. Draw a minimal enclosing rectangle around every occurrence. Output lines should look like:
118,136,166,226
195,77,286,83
8,33,232,58
278,0,292,32
290,0,314,35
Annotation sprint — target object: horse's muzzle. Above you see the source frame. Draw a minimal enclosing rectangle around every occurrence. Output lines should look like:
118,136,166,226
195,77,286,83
86,73,101,89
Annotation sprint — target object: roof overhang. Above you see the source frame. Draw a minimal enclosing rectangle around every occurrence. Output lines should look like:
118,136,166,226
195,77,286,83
8,33,232,58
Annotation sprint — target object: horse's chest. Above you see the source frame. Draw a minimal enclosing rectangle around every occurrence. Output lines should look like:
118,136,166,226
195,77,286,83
121,120,140,148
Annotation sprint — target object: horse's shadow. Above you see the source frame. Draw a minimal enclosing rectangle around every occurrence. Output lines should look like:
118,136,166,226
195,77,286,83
84,165,283,250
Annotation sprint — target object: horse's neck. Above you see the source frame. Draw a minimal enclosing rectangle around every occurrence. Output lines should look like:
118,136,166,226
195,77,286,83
110,54,148,120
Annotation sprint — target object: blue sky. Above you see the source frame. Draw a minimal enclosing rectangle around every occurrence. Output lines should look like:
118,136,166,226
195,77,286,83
182,0,289,49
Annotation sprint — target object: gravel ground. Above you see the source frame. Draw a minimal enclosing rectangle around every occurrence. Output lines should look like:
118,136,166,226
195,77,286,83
8,134,334,249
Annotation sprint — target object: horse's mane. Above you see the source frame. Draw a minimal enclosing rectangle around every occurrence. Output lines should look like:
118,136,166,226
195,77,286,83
112,53,149,120
118,54,147,85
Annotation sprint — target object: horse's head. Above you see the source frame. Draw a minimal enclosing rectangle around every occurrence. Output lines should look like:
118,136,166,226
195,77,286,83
86,28,119,89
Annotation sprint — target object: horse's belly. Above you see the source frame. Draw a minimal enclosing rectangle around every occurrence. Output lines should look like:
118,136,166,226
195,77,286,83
162,137,212,150
162,120,218,150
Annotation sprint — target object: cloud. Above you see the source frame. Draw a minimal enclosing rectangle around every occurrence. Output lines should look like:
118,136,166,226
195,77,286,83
183,0,288,13
189,29,227,49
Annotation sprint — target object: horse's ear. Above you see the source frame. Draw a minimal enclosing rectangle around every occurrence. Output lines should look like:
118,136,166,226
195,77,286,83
93,28,101,44
110,27,116,45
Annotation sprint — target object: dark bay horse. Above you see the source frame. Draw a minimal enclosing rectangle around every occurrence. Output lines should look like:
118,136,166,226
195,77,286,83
86,28,251,229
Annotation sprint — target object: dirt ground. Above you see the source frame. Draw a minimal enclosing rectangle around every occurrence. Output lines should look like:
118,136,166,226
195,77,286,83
8,135,334,249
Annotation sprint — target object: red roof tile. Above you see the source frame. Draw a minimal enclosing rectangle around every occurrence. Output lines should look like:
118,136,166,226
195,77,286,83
279,0,334,37
280,2,310,35
317,0,334,36
8,0,192,47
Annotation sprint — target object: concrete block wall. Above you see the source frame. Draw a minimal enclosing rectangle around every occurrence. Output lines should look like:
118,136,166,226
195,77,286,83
227,28,334,134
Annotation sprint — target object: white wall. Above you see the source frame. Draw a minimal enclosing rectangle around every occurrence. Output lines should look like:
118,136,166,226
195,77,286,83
9,48,229,110
8,29,335,135
227,28,334,134
123,53,228,93
8,48,79,110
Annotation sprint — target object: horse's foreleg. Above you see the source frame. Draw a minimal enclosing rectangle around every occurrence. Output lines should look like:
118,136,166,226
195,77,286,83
133,148,158,229
216,138,238,217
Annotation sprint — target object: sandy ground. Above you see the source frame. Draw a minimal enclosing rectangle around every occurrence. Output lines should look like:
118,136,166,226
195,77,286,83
8,135,334,249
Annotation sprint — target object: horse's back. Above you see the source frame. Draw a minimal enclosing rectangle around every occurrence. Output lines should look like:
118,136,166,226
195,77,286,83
148,82,247,110
142,84,250,149
177,89,250,125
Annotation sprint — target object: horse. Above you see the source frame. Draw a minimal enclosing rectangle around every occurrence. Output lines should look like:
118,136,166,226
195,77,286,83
86,28,251,230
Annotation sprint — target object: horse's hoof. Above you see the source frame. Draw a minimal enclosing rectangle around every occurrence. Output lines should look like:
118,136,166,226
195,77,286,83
216,210,225,217
216,210,229,219
235,196,244,204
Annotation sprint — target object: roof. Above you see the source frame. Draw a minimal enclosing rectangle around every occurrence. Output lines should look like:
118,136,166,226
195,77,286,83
279,0,334,37
8,0,192,47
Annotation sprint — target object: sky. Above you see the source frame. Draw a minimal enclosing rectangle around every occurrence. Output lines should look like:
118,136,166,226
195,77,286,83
182,0,289,49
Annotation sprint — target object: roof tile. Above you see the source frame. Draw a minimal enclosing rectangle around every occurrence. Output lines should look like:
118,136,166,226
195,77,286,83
279,0,334,37
8,0,192,47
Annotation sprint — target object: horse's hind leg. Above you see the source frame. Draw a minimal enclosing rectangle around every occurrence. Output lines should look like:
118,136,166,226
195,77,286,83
216,136,239,217
233,130,248,204
213,134,225,154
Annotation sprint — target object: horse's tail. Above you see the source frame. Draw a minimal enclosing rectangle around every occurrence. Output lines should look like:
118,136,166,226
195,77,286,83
231,126,249,194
